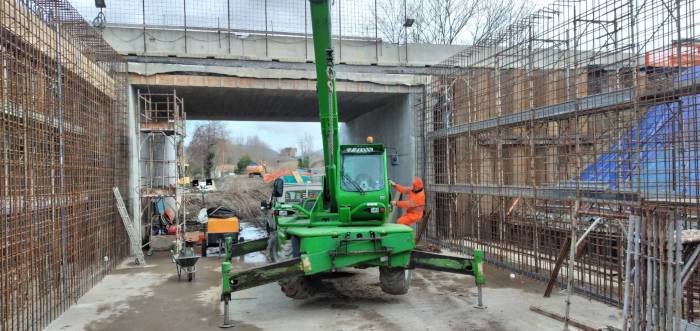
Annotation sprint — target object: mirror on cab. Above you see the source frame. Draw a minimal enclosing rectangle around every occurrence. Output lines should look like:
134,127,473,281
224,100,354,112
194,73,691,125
273,178,284,198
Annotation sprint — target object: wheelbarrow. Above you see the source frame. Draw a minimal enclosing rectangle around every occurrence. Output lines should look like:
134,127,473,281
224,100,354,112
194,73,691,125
171,242,200,282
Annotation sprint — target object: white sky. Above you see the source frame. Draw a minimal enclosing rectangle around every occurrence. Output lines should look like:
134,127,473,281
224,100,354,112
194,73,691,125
185,120,323,152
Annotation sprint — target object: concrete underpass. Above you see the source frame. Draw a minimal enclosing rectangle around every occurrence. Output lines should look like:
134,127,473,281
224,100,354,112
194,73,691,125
44,23,623,331
3,1,650,330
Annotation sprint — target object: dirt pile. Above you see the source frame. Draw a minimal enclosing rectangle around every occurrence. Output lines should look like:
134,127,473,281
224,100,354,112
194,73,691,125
183,176,271,221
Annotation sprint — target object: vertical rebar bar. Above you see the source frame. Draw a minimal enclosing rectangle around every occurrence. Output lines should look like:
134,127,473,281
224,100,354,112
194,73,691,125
622,216,636,329
374,0,378,63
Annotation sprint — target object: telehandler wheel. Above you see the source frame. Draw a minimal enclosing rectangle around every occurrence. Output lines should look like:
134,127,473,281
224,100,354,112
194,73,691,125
379,267,412,295
270,236,316,299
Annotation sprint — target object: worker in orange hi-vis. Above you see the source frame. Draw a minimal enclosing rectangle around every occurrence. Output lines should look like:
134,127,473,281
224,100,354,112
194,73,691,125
389,177,426,226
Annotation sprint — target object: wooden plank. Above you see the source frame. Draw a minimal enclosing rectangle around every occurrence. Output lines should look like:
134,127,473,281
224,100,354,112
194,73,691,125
544,236,589,297
544,236,571,297
415,209,433,245
529,305,598,331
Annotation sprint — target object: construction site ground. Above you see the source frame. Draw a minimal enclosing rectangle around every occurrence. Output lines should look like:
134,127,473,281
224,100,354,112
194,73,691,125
184,176,272,220
47,222,622,331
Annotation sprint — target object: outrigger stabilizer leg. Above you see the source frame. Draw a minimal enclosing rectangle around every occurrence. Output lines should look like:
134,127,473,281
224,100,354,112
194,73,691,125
219,258,308,328
219,237,486,327
220,236,307,328
223,236,269,261
409,249,486,308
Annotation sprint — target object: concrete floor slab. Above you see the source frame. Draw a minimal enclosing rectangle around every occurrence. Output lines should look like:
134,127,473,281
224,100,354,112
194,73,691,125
47,240,621,331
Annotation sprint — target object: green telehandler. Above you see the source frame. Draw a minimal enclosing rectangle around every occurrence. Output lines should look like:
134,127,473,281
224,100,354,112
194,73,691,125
219,0,485,326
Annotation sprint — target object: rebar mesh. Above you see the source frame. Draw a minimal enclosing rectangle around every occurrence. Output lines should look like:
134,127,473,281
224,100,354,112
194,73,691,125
0,0,129,330
418,0,700,324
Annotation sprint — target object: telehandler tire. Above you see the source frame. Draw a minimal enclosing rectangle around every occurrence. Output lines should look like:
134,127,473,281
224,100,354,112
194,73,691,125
269,236,316,299
379,267,411,295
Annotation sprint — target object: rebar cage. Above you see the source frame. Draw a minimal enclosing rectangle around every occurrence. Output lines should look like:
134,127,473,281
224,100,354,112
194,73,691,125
418,0,700,324
0,0,129,330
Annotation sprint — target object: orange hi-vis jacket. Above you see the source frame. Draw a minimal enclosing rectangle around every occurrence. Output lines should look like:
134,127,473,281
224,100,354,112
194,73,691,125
393,180,425,226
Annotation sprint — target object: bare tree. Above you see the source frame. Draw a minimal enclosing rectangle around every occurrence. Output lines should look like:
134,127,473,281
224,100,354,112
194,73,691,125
375,0,420,44
297,133,314,158
297,133,315,169
186,127,281,176
413,0,479,44
377,0,533,45
469,0,533,44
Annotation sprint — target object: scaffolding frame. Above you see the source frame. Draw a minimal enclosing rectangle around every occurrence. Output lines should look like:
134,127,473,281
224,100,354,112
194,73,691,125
137,90,185,246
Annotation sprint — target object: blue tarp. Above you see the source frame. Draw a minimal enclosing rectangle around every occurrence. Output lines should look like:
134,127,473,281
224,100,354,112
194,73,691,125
579,66,700,198
282,175,311,184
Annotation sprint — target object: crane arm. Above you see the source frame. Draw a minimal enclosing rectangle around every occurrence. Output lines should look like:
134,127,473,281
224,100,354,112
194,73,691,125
309,0,340,212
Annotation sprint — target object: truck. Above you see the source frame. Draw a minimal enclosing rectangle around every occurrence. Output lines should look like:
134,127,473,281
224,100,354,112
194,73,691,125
218,1,485,326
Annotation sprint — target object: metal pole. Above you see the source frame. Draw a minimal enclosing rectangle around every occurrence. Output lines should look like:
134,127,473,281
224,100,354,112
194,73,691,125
220,298,233,328
374,0,378,63
338,0,342,61
183,0,188,54
305,0,308,60
142,0,147,53
227,0,231,54
666,219,674,330
575,217,602,247
563,14,580,327
632,216,641,330
264,0,268,57
681,244,700,285
403,0,407,64
621,216,636,329
564,201,579,331
51,3,69,310
674,216,682,330
477,284,484,308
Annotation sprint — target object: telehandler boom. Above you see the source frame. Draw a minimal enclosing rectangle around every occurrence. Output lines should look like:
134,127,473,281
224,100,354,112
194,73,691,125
218,1,485,327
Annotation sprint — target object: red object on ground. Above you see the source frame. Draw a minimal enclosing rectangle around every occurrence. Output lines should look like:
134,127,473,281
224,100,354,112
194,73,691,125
167,225,177,235
164,208,175,224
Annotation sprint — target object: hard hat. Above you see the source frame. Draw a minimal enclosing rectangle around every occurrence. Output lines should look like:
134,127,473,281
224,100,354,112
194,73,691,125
412,177,424,190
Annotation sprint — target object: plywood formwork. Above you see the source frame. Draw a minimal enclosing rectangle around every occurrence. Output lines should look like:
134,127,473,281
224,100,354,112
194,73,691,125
0,1,128,330
418,0,700,328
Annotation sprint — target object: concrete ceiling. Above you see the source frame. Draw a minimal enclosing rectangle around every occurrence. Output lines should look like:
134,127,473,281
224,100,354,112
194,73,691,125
135,85,405,122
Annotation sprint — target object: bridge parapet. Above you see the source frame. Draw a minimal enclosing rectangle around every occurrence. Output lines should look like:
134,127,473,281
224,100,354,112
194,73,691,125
104,25,466,67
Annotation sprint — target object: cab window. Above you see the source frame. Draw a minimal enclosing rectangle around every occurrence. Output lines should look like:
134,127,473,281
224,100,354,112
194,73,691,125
341,153,385,192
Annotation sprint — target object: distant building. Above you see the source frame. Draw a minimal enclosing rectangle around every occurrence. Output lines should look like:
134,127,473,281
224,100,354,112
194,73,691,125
279,147,297,158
